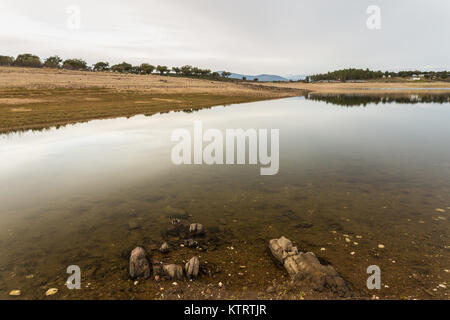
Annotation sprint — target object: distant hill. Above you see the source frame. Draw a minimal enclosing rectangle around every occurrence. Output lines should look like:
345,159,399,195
218,72,288,82
285,74,307,81
218,72,307,82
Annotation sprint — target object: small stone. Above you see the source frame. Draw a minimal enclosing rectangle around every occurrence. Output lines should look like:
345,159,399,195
218,282,223,288
356,235,363,239
345,238,351,243
438,284,447,289
172,282,178,286
183,239,198,248
134,281,138,286
9,290,21,296
320,248,326,251
128,220,140,230
45,288,58,296
435,208,446,213
189,223,205,235
350,251,355,255
378,244,385,249
353,242,359,246
25,274,34,279
266,285,275,293
160,242,169,253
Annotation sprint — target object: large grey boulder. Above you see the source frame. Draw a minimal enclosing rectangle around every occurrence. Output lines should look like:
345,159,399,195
162,264,184,280
185,256,200,279
129,247,151,279
269,237,351,297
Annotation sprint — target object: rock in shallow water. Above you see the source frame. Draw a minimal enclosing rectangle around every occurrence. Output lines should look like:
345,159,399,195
189,223,205,235
45,288,58,296
129,247,151,279
162,264,184,280
160,242,169,253
269,236,352,297
185,256,200,279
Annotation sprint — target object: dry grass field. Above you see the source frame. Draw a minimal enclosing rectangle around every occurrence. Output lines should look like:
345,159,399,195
0,67,303,132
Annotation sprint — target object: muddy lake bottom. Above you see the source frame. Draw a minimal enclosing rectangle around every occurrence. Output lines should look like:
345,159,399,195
0,95,449,299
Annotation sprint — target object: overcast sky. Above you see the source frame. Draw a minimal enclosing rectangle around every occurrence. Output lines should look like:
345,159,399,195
1,0,449,76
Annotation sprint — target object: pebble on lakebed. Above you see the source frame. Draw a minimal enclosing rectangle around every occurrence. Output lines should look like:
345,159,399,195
378,244,385,249
9,290,21,296
45,288,58,296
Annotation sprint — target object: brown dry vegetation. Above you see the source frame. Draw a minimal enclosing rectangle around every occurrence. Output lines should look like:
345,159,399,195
0,67,303,132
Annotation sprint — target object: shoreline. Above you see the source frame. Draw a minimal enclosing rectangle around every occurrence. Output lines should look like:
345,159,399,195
2,67,450,133
0,67,304,133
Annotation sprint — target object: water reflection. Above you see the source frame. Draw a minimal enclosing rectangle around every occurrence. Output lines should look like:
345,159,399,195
0,95,449,299
307,92,450,106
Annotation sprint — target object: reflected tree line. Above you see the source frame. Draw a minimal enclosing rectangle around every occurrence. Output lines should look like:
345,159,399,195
307,93,450,107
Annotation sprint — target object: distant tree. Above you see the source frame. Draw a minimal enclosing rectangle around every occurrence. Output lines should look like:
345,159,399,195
191,67,202,76
211,72,220,79
0,55,14,66
138,63,155,75
181,65,193,76
242,76,247,81
129,66,141,74
253,78,259,82
156,65,169,75
14,53,42,68
93,61,110,72
200,69,211,77
111,62,132,73
221,71,231,78
62,58,88,70
43,55,63,68
171,67,181,75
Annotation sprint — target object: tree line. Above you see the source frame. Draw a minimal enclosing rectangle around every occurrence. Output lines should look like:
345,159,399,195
0,53,234,80
308,68,449,82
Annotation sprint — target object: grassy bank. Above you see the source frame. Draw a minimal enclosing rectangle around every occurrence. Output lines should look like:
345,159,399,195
0,67,303,133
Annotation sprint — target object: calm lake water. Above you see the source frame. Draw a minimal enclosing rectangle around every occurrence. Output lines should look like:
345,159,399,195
0,95,449,299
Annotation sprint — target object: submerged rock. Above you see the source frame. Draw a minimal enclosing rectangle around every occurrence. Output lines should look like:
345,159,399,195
183,239,198,248
128,220,141,230
165,219,189,238
129,247,151,279
162,264,184,280
189,223,205,235
269,236,352,297
165,206,188,219
160,242,169,253
185,256,200,279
